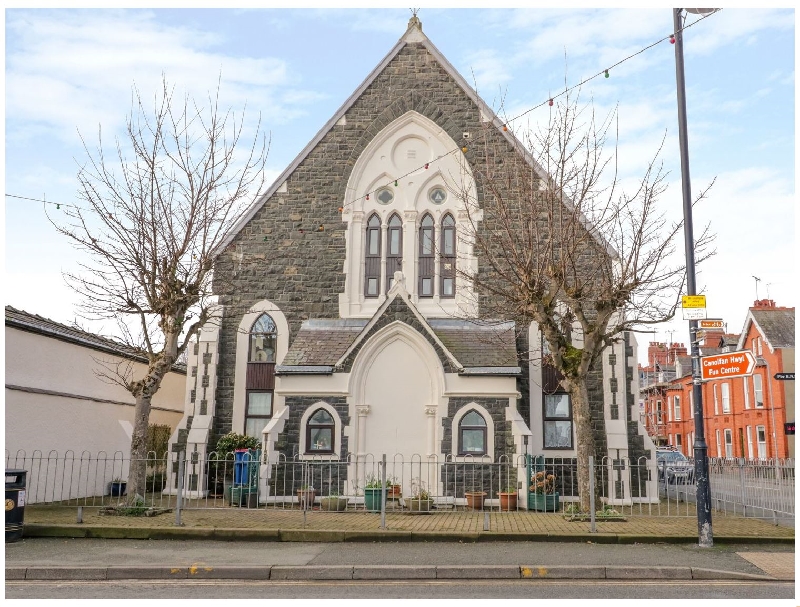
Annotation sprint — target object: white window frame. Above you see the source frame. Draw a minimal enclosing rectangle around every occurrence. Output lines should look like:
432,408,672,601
713,384,719,415
656,400,663,424
754,374,764,408
667,396,673,422
675,433,682,453
724,428,733,458
756,425,767,458
743,376,750,409
689,391,694,417
716,429,722,457
746,425,754,459
298,402,343,461
687,432,693,457
673,395,681,421
721,383,731,414
452,403,495,462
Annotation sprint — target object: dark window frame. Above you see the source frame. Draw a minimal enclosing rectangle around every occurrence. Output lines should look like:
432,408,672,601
248,313,277,363
457,409,488,456
440,213,456,298
418,213,435,298
364,213,382,298
305,408,336,455
385,213,403,293
542,392,574,450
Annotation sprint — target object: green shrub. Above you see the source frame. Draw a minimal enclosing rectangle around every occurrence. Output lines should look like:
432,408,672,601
214,432,259,455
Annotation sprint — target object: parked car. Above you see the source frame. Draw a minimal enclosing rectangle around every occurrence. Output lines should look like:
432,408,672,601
656,449,694,484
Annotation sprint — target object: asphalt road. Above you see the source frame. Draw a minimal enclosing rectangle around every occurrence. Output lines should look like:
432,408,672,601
6,579,794,600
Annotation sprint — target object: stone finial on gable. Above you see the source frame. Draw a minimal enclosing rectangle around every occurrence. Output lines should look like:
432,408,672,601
403,14,425,43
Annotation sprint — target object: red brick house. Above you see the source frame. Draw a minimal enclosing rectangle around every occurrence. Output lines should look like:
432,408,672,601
642,300,794,460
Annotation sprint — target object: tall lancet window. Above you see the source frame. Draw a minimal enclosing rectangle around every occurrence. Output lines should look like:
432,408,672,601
386,213,403,292
418,214,435,297
364,213,381,297
440,213,456,298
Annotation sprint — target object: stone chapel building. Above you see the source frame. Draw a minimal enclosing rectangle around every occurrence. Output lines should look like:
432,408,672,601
168,17,657,505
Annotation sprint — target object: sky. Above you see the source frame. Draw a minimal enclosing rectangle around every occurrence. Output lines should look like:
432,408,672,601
3,5,796,367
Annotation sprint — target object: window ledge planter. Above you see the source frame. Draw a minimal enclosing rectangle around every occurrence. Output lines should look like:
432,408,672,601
498,491,518,511
465,491,486,510
528,492,560,512
406,498,433,513
320,496,348,511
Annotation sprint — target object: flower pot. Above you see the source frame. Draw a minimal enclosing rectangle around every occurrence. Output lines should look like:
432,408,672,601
465,491,486,510
363,487,385,512
109,481,127,497
320,496,348,511
529,492,560,512
407,498,433,512
499,491,518,511
387,484,402,498
297,489,316,509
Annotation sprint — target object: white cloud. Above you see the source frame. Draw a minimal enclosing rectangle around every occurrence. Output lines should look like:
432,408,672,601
5,10,321,144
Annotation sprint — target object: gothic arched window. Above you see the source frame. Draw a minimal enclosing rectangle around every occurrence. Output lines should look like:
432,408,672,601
306,408,335,454
458,410,487,456
386,213,403,292
418,214,435,297
364,214,381,297
440,213,456,298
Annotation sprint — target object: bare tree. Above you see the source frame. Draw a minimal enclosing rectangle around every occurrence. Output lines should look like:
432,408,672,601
458,93,713,512
48,77,267,501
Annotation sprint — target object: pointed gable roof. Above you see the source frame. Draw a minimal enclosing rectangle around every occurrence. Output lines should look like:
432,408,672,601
215,17,616,259
737,306,795,351
277,276,519,375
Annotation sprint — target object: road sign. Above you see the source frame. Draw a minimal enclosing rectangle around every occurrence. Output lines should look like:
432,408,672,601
682,308,707,320
698,319,724,329
775,373,795,381
682,295,707,308
700,351,756,381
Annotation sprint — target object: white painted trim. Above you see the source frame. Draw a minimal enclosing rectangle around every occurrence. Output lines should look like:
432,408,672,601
450,402,495,463
297,401,343,462
232,301,289,437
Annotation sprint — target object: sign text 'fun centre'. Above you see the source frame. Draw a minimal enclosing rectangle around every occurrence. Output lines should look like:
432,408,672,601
700,351,756,381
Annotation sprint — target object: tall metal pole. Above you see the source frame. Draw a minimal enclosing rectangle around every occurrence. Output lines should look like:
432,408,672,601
673,7,713,547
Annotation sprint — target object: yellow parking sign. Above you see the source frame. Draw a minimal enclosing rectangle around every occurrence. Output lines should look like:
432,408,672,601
682,295,706,308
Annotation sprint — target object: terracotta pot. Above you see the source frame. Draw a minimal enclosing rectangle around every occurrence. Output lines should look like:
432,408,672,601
387,484,402,498
499,491,518,511
297,489,316,509
465,491,486,510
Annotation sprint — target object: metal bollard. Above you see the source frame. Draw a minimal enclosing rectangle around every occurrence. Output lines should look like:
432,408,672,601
380,454,387,530
589,456,596,533
175,450,185,527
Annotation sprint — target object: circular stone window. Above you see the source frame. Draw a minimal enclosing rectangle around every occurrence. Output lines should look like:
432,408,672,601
428,186,447,205
376,187,394,205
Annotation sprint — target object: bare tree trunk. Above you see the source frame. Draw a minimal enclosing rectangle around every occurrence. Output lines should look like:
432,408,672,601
567,379,595,513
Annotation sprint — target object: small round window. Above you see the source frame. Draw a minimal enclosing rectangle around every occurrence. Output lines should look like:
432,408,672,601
376,187,394,205
429,187,447,205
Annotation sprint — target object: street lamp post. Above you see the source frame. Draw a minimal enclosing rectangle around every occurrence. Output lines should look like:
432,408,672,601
672,7,715,548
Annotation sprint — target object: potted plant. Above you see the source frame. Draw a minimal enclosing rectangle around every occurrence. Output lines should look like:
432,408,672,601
109,478,127,497
320,491,348,511
498,485,518,511
297,484,316,509
363,474,385,512
407,480,433,513
465,490,486,510
529,470,560,512
386,475,402,499
212,432,259,501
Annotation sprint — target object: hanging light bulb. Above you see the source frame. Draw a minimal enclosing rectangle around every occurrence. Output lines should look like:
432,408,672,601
394,180,398,187
338,206,343,212
424,163,429,169
604,69,610,78
56,204,60,210
317,224,324,232
461,146,468,153
502,124,508,131
263,236,268,242
548,99,554,107
366,193,370,201
670,34,676,44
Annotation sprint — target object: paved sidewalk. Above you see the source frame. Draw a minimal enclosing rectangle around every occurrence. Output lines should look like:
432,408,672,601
20,505,795,544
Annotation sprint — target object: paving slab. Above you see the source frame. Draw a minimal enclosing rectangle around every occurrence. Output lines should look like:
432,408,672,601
436,565,520,579
5,568,26,580
106,566,188,580
605,566,692,580
26,567,106,581
353,565,436,579
270,565,354,580
189,566,272,580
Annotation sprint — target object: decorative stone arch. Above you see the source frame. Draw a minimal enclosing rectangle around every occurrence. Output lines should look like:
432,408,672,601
348,320,447,460
232,300,290,437
451,402,496,462
339,110,479,318
298,401,344,461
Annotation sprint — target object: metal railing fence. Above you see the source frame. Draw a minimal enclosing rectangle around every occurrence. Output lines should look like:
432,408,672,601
6,449,793,523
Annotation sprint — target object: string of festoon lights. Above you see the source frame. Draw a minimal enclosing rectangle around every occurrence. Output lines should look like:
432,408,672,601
7,8,721,236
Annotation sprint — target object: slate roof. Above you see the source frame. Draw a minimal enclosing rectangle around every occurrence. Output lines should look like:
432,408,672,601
280,319,368,366
279,317,518,371
5,306,187,373
751,308,795,349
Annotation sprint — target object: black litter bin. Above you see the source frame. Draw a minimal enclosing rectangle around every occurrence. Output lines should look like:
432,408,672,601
6,469,27,543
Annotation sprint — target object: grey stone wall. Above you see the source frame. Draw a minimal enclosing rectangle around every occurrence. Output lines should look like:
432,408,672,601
208,40,617,462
